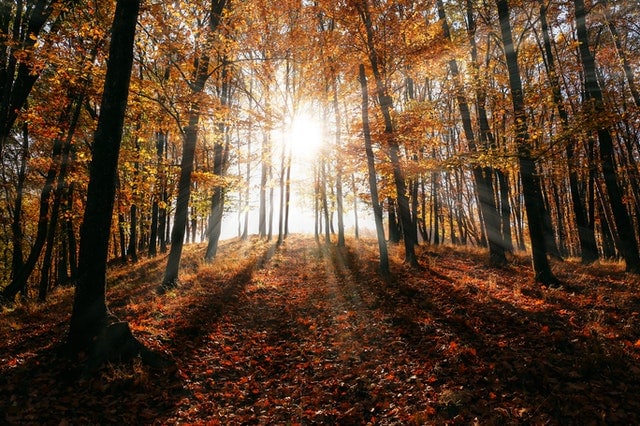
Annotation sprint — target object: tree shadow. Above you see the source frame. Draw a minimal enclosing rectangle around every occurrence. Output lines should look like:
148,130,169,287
0,326,185,424
324,242,640,423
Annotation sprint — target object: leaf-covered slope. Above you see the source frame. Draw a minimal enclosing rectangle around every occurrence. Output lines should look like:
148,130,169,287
2,236,640,424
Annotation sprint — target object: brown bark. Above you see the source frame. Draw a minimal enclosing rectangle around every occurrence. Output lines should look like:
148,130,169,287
68,0,142,354
497,0,557,284
359,64,389,273
574,0,640,273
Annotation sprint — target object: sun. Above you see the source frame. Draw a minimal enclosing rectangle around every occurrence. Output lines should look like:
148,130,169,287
286,112,324,161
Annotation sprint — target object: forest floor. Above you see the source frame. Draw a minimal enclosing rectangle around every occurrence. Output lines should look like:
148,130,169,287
1,235,640,425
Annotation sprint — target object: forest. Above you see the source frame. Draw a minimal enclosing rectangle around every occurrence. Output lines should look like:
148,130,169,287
1,0,640,423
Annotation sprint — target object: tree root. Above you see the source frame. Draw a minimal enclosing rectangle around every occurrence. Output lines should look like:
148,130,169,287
82,320,173,376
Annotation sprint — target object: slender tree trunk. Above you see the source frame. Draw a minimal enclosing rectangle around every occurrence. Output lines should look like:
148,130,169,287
38,91,84,301
277,132,286,246
242,132,251,240
206,63,231,260
332,82,345,247
268,159,274,241
574,0,640,273
321,160,331,244
149,197,159,257
65,182,78,280
2,124,66,302
359,64,389,272
352,173,359,239
497,0,557,283
127,205,138,261
539,0,598,263
432,164,440,245
388,197,401,243
10,123,28,279
602,0,640,107
438,0,506,265
357,0,418,267
259,132,269,238
162,0,228,286
284,150,291,238
0,0,62,152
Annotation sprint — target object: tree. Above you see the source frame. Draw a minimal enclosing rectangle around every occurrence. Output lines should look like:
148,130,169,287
437,0,506,266
496,0,557,284
574,0,640,274
0,0,71,152
537,0,598,264
161,0,228,288
356,0,419,267
359,64,389,273
67,0,157,364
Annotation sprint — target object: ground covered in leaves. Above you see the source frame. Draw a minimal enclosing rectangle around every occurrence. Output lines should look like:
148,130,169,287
2,235,640,424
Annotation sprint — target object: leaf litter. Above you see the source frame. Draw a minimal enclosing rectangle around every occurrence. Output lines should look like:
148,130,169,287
1,235,640,424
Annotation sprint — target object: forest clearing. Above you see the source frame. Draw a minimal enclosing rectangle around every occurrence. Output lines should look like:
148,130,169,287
2,235,640,424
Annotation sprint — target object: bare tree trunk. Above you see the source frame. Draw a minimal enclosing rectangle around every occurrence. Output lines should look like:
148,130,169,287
438,0,506,265
0,0,65,152
259,132,269,238
352,173,359,240
38,91,84,301
10,123,29,280
277,133,286,246
162,0,228,287
68,0,142,354
321,160,331,244
242,132,251,240
332,82,345,247
205,62,231,260
497,0,557,283
574,0,640,273
359,64,389,273
357,0,418,267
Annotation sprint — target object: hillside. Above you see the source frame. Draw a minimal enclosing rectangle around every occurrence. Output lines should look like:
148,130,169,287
2,235,640,424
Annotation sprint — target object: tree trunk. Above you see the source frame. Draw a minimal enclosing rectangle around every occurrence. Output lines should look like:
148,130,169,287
0,0,63,151
277,131,286,246
388,197,401,243
352,173,359,240
127,204,138,262
357,0,418,267
574,0,640,273
38,91,84,301
332,81,345,247
359,64,389,273
321,160,331,244
497,0,557,284
68,0,141,354
64,182,78,281
438,0,506,265
117,211,127,263
149,197,159,257
206,63,231,260
242,130,251,240
10,123,29,280
2,123,66,302
162,0,228,287
284,150,292,238
259,132,269,238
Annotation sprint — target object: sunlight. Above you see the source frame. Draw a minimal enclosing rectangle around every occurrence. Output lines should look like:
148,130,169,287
286,112,324,161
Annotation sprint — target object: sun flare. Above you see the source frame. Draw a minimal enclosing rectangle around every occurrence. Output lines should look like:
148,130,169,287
287,113,324,160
